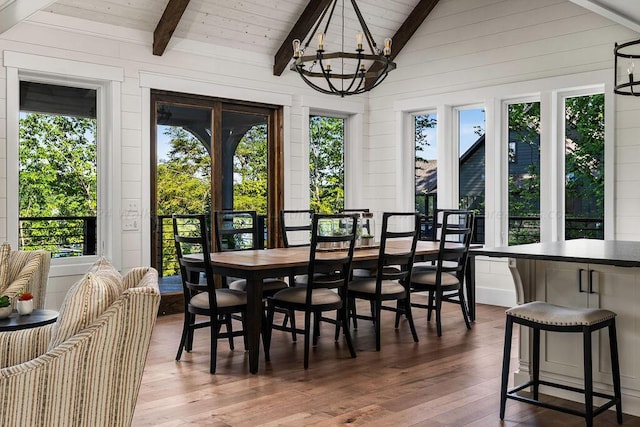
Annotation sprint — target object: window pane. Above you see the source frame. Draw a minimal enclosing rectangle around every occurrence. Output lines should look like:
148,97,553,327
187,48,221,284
458,108,486,243
310,115,345,213
414,113,437,215
155,103,212,279
19,82,97,257
507,102,541,245
564,94,604,240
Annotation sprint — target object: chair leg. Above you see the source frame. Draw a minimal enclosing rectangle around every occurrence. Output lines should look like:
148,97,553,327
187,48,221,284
210,316,219,374
224,314,235,350
427,291,435,321
304,311,312,369
457,287,472,330
350,297,358,329
532,327,540,400
176,313,191,361
334,308,341,341
394,299,402,329
499,317,514,420
404,296,419,343
264,301,275,362
374,300,382,351
289,309,297,342
435,289,443,337
608,321,623,424
583,326,594,427
340,304,357,359
186,312,196,352
313,311,320,346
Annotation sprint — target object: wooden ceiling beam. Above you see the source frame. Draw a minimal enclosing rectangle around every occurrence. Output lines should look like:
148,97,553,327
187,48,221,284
273,0,333,76
366,0,440,88
153,0,191,56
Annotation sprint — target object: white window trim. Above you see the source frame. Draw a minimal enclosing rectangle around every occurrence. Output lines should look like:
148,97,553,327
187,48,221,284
396,69,613,247
5,51,123,275
301,94,365,210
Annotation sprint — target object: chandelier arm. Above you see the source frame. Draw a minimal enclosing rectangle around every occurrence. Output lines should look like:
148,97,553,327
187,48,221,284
321,0,339,40
296,67,339,95
304,0,336,50
342,56,364,93
351,0,377,53
316,55,343,94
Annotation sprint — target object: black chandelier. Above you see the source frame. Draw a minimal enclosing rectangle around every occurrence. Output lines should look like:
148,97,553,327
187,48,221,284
291,0,396,97
614,38,640,96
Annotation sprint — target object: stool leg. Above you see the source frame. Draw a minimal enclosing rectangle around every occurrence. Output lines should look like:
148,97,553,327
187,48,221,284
500,316,514,420
583,326,594,427
608,320,623,424
532,327,540,401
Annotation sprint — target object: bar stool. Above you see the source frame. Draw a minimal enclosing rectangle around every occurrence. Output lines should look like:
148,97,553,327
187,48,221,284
500,301,622,426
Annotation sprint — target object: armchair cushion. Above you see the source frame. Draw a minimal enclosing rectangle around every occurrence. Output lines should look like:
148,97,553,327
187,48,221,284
48,258,123,350
1,248,51,309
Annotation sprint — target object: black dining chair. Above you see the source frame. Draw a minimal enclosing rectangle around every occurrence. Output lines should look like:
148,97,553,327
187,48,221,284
214,210,289,295
407,209,475,336
347,212,420,350
264,213,358,369
172,214,248,374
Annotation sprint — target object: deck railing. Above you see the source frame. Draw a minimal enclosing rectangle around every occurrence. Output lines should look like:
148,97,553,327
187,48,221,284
19,216,97,257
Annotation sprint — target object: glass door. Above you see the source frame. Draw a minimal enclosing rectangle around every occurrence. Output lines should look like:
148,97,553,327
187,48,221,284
151,92,283,281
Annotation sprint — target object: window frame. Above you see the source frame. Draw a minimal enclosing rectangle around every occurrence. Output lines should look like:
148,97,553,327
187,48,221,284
5,52,123,273
396,70,613,247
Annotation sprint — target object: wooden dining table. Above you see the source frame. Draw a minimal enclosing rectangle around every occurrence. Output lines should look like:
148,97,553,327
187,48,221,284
206,239,476,374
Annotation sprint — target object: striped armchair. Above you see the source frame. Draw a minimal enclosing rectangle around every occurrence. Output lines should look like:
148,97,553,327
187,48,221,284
0,260,160,427
0,247,51,309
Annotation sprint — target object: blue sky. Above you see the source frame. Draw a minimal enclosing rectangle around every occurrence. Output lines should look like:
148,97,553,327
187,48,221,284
417,108,486,161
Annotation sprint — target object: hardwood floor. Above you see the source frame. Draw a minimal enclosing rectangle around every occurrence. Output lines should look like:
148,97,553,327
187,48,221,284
132,299,639,426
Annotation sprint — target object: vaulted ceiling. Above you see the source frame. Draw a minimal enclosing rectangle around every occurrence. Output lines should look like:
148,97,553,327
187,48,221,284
0,0,639,73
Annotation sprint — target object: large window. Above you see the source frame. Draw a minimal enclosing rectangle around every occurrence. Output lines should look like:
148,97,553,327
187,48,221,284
458,107,486,243
414,113,438,217
564,93,605,240
309,115,345,213
18,81,98,257
507,101,541,245
404,74,609,248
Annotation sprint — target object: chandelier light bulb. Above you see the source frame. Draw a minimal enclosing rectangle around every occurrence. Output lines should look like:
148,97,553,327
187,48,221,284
317,33,324,51
292,39,301,59
384,38,392,56
356,32,363,50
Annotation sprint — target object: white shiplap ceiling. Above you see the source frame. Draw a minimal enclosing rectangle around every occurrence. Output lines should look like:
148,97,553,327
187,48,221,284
0,0,639,58
42,0,418,56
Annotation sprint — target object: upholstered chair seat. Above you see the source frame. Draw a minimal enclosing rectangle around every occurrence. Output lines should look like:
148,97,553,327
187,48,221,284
191,288,247,309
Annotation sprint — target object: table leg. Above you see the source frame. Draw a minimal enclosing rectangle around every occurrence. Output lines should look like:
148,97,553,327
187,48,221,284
246,278,264,374
466,256,476,322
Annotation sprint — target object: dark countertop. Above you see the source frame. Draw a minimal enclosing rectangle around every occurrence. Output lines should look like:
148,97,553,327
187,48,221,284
471,239,640,268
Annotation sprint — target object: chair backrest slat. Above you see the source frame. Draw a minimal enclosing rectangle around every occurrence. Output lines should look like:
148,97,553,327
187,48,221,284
437,210,475,281
376,212,421,290
214,210,259,252
280,209,313,248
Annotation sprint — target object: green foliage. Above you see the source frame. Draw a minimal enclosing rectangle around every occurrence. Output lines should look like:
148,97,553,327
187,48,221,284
414,114,436,162
233,124,268,214
19,114,97,255
156,127,211,216
564,94,605,216
0,296,10,308
19,114,97,217
507,102,541,245
310,116,344,213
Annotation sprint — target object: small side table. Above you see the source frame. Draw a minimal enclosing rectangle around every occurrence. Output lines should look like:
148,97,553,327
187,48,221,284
0,309,58,332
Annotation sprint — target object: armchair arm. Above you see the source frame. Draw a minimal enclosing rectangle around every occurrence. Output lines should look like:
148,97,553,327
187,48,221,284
0,323,54,369
0,285,159,427
2,251,51,309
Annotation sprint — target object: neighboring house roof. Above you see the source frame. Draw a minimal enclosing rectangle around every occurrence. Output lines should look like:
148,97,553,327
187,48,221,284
415,158,437,195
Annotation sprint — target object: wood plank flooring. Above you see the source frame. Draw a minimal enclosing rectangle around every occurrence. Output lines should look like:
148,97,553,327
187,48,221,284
132,299,640,426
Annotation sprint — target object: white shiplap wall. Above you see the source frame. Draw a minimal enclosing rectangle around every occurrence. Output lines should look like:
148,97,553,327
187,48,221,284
0,0,639,308
367,0,640,306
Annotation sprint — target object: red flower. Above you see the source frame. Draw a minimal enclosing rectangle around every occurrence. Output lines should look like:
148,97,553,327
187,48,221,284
18,292,34,301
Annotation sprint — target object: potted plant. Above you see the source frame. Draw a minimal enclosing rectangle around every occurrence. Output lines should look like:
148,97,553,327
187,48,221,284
16,292,34,315
0,295,12,319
